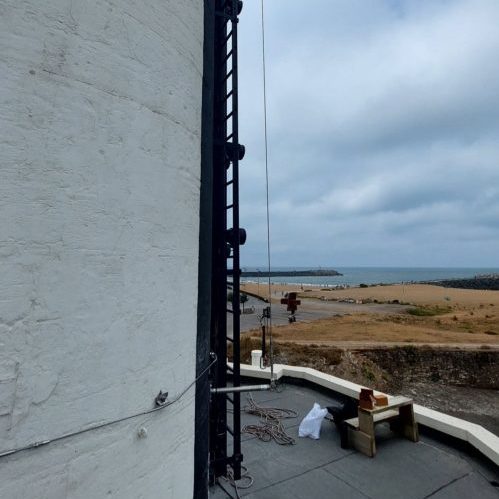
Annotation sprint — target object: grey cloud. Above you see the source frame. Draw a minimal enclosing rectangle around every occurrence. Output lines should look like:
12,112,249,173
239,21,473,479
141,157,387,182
238,0,499,266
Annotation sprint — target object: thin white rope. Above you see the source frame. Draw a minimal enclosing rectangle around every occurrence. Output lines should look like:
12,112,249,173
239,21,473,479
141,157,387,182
260,0,275,386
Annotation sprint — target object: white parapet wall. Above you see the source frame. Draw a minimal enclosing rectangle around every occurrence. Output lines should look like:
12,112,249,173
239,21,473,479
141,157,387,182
0,1,204,498
239,361,499,467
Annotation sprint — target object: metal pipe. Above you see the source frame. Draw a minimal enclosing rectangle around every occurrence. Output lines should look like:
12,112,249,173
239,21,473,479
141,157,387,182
211,384,270,394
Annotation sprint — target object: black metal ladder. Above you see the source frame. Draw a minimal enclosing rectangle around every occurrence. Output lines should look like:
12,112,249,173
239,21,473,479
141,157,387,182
209,0,246,483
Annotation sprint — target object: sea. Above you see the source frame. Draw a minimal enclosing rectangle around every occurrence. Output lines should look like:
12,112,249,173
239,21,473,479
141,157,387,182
241,267,499,288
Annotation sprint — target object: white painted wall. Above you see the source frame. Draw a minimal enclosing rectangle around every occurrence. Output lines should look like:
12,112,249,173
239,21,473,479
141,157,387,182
0,1,204,497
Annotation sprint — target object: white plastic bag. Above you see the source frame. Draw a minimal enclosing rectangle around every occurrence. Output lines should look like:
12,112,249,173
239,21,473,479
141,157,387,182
298,403,328,440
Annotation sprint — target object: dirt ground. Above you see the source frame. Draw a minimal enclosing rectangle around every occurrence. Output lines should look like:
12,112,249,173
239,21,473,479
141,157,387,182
242,282,499,308
241,283,499,347
247,314,499,347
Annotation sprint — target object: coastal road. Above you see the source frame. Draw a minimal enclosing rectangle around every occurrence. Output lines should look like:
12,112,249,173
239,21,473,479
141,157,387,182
227,295,408,335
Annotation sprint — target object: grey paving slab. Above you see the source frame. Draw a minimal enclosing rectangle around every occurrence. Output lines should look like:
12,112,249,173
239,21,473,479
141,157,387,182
270,384,340,415
241,382,338,407
239,384,342,442
239,422,353,494
324,438,472,499
210,383,498,499
419,434,499,483
244,384,340,423
242,467,368,499
429,472,499,499
209,483,231,499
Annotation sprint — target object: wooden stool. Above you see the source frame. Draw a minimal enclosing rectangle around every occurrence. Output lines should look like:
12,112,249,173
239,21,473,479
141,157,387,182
345,396,419,457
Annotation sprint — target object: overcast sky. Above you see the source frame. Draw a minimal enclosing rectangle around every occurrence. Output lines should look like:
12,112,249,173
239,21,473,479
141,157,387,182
237,0,499,268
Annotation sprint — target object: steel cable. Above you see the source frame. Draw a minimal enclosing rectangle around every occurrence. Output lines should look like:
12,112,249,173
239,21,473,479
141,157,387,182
0,354,217,459
259,0,276,389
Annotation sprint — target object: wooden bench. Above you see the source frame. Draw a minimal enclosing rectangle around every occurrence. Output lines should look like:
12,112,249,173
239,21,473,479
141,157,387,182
345,396,419,457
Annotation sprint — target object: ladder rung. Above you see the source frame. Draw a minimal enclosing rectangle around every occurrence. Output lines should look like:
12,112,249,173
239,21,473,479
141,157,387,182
226,179,234,186
226,133,234,141
225,90,233,101
227,425,234,436
223,70,233,82
226,395,234,404
226,364,234,373
226,204,233,210
223,49,233,63
224,30,233,45
226,336,233,342
225,110,234,121
227,308,233,314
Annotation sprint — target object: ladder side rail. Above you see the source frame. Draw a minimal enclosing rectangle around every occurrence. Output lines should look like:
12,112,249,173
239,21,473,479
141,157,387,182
227,0,242,480
209,0,230,480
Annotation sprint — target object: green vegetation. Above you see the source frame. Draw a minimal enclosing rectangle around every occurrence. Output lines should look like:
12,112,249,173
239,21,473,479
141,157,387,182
362,366,375,382
240,293,248,312
406,305,451,316
227,292,249,312
399,345,419,355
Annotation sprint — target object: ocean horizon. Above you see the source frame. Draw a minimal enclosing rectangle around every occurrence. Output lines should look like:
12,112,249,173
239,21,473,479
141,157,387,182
240,266,499,287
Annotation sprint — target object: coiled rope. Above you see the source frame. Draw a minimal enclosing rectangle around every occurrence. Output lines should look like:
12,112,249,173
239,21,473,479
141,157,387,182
217,465,254,499
242,394,297,445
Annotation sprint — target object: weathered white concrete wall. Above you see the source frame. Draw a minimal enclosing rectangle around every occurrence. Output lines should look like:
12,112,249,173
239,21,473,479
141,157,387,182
0,1,204,497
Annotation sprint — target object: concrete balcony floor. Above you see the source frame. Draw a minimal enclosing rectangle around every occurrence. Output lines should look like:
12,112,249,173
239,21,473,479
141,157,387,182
210,382,499,499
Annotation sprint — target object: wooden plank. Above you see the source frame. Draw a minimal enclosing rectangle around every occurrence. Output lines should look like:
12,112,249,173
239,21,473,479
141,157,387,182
344,398,418,457
347,428,376,457
399,404,419,442
358,409,375,435
345,417,358,428
345,409,400,429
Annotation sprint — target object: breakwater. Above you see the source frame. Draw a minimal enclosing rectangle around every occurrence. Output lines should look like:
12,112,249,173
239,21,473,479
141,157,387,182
241,269,342,278
429,275,499,290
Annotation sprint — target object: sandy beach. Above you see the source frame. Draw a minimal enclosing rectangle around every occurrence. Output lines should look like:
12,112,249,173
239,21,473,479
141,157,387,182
242,282,499,307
